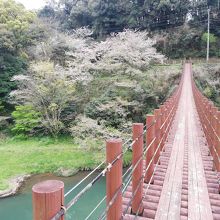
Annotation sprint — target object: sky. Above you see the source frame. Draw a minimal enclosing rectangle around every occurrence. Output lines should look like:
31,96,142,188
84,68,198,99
15,0,46,10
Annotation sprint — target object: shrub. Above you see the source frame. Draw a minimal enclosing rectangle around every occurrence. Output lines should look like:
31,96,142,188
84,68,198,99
203,87,213,99
85,98,129,129
11,105,42,135
10,61,76,137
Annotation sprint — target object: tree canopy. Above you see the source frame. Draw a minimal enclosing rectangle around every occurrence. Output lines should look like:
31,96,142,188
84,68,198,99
0,0,44,111
0,0,35,54
41,0,192,37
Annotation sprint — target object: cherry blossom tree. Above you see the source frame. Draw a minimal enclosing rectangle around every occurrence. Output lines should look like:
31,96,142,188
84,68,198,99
66,29,165,80
91,29,165,75
10,28,165,136
10,62,75,137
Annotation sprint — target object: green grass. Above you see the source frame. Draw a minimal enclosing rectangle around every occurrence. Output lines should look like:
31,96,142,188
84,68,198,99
0,136,132,191
0,136,106,191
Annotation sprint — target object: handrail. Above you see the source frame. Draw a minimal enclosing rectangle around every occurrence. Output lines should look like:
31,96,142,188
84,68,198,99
192,78,220,173
122,98,178,217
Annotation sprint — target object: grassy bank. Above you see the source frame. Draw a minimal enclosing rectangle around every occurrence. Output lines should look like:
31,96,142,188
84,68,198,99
0,136,131,191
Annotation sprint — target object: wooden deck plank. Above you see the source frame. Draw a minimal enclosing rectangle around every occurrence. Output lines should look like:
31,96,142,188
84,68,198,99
187,64,213,220
155,63,213,220
122,63,216,220
155,71,187,220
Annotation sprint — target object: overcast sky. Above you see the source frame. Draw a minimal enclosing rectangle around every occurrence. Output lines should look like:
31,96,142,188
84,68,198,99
15,0,46,10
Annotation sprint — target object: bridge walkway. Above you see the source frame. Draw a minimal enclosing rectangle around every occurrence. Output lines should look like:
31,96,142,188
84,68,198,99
123,63,220,220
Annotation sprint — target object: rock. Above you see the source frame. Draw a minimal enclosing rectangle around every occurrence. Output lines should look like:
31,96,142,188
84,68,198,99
0,116,11,128
55,167,79,177
0,174,30,198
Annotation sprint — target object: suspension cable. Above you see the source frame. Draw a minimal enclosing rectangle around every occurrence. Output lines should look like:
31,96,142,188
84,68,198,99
122,104,176,218
122,125,147,155
64,161,105,197
51,88,180,220
85,195,106,220
122,136,156,193
121,175,144,218
51,151,122,220
98,185,123,220
121,133,164,217
121,99,176,192
133,107,177,218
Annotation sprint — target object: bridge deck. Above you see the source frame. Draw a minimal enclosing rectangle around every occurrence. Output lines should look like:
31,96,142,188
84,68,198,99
123,64,220,220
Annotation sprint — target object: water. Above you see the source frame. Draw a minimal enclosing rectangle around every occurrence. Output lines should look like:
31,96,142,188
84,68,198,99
0,172,106,220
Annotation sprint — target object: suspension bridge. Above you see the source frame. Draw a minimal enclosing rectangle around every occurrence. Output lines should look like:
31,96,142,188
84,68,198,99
32,63,220,220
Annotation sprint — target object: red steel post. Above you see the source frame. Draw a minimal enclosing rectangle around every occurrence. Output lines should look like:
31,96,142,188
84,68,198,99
216,111,220,172
32,180,64,220
154,109,162,164
168,98,174,131
145,115,155,184
201,98,206,128
168,99,173,131
132,123,144,215
164,103,169,142
211,107,218,170
204,100,208,128
160,105,166,151
163,102,168,141
106,139,123,220
208,102,214,156
204,100,210,140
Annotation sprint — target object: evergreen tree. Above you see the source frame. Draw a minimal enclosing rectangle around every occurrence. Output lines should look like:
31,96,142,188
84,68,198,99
0,0,44,112
93,0,132,37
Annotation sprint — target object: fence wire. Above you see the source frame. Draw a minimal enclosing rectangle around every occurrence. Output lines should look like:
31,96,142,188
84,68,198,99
51,82,182,220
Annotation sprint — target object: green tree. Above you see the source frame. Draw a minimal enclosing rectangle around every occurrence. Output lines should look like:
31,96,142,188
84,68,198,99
201,32,218,56
11,105,42,135
0,0,37,110
38,0,220,58
92,0,132,37
202,32,217,44
0,0,35,52
140,0,189,29
44,0,190,36
11,61,76,137
0,54,27,109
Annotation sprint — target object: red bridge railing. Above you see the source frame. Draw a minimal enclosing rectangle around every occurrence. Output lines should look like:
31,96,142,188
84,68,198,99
32,72,184,220
192,78,220,173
